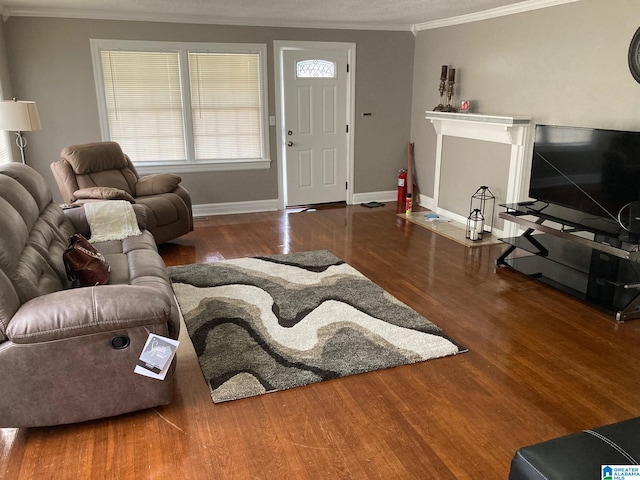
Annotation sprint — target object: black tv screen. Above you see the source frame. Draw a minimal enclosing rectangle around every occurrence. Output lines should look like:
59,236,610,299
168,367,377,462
529,124,640,222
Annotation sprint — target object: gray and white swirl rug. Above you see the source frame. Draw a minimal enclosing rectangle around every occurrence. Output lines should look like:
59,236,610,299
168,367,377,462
169,250,465,403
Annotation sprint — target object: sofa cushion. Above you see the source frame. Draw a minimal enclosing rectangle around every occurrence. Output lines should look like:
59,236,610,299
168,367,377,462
61,142,129,174
74,169,137,196
7,285,171,344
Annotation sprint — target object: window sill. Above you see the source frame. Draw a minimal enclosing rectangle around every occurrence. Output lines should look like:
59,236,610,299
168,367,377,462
135,159,271,175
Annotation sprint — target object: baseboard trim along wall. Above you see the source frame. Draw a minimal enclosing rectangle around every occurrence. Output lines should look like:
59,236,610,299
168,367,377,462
191,193,505,236
192,199,280,217
352,190,397,204
193,191,399,217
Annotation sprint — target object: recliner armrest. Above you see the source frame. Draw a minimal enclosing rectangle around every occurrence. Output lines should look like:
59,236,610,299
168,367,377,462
136,173,181,196
6,285,171,344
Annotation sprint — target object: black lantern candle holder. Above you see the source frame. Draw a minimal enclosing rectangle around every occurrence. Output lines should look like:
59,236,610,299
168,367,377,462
466,208,485,241
469,185,495,237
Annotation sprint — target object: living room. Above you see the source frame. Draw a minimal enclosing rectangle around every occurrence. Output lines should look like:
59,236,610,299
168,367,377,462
1,0,640,478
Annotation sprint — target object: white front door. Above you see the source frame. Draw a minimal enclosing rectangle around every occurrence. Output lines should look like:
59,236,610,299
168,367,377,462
280,45,351,207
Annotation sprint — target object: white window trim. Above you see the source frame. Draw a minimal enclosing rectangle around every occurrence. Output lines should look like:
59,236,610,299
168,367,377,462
90,39,271,174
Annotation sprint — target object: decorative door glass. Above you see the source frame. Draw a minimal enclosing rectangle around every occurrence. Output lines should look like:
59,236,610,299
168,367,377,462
296,59,336,78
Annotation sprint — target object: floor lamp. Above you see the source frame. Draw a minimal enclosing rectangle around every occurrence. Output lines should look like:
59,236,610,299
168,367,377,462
0,99,42,164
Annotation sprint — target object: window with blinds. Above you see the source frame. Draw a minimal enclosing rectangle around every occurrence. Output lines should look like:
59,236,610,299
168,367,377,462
0,131,11,165
189,52,262,160
0,86,11,165
91,40,269,173
100,50,185,162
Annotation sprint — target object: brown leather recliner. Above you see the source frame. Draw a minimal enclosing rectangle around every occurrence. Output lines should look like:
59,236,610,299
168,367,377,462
0,163,180,427
51,141,194,244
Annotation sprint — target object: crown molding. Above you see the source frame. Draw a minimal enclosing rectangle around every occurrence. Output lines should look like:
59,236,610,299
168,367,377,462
0,6,414,31
414,0,581,31
1,0,581,31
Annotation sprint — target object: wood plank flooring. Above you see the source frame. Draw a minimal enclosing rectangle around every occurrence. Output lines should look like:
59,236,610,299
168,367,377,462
3,202,640,479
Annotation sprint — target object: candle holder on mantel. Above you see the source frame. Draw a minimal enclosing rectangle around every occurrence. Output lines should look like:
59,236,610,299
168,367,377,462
443,68,457,112
433,65,448,111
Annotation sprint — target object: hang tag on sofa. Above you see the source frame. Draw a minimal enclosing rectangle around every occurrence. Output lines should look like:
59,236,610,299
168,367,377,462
134,333,179,381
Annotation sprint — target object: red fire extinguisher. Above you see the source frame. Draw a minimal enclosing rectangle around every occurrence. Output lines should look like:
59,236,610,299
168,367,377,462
397,169,407,211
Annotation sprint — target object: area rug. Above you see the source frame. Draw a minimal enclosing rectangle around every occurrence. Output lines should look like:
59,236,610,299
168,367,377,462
168,250,465,403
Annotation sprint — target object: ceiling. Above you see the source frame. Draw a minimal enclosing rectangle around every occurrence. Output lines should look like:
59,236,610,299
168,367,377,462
0,0,576,31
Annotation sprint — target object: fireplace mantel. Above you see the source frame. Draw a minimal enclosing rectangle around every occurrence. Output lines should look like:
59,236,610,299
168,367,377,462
425,111,531,237
425,112,530,145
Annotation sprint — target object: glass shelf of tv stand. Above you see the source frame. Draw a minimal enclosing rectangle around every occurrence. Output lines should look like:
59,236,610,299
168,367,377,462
499,201,640,262
497,219,593,299
498,202,640,321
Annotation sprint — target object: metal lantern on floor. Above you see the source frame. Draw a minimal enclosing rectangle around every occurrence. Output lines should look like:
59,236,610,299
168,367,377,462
469,185,495,237
466,208,485,241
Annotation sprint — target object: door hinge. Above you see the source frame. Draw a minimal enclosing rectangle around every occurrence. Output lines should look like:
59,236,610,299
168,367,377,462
345,182,348,190
346,124,349,133
347,63,350,73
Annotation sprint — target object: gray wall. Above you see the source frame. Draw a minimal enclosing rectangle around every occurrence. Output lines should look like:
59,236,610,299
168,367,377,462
411,0,640,219
3,17,415,204
0,21,12,100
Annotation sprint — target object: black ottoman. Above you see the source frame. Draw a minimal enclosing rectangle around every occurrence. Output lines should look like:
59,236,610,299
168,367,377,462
509,416,640,479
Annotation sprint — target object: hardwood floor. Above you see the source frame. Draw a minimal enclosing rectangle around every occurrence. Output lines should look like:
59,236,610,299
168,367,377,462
3,203,640,479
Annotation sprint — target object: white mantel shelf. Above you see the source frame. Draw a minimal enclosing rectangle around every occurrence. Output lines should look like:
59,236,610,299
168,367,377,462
425,111,531,145
424,111,532,238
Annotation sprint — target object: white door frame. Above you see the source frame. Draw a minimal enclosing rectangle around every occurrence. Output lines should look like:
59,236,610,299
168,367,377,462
274,40,356,209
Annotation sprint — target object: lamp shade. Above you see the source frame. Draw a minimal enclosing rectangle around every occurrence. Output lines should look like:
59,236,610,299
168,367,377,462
0,100,42,132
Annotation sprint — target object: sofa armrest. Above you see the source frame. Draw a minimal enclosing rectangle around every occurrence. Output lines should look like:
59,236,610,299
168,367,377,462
64,203,148,235
136,173,181,196
51,159,80,204
63,205,91,237
6,285,171,344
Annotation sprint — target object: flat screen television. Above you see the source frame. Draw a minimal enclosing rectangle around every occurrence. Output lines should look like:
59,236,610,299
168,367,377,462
529,124,640,231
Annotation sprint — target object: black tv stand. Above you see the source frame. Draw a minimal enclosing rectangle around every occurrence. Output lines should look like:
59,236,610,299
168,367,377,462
497,202,640,322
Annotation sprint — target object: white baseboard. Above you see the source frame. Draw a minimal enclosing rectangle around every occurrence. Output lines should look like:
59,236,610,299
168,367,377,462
416,193,435,210
194,191,472,219
193,192,400,216
352,190,397,204
192,199,280,217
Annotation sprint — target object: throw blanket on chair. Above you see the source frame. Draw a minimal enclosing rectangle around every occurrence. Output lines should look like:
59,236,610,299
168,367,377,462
84,200,142,243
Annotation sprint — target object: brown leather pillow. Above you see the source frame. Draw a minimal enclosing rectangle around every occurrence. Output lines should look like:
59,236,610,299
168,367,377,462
136,174,181,196
73,187,136,203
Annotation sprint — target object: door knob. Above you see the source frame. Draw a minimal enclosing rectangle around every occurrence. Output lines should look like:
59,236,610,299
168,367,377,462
287,141,293,147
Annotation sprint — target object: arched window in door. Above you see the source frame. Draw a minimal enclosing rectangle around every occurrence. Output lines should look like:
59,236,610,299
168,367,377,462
296,59,336,78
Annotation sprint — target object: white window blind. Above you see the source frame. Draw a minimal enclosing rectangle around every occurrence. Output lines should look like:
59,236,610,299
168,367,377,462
91,40,270,173
189,52,262,160
0,131,11,165
100,50,186,162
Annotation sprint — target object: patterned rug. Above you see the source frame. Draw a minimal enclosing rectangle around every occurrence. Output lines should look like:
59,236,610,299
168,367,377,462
169,250,465,403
